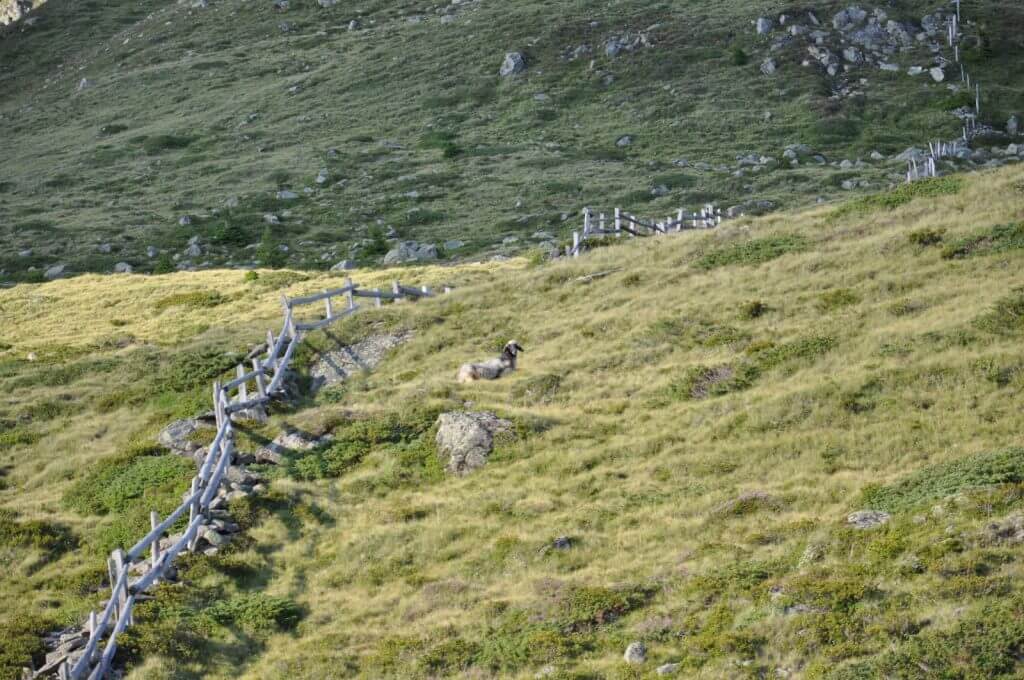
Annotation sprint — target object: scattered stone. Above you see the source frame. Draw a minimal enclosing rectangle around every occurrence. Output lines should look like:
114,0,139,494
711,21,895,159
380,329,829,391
755,17,772,34
656,663,681,676
18,249,32,257
276,189,299,200
870,150,885,161
760,58,777,75
309,331,413,389
185,243,202,258
317,0,336,6
114,262,133,274
26,352,38,362
500,52,527,77
929,66,945,82
616,135,633,147
623,641,647,664
502,236,519,245
263,213,281,225
651,184,670,197
178,215,192,226
842,46,863,63
552,536,572,550
44,264,66,280
347,19,359,30
444,239,465,251
878,62,899,72
158,418,208,455
907,66,924,76
841,179,857,191
77,78,93,91
315,169,329,185
225,196,240,208
330,259,355,271
847,510,890,529
1008,115,1020,137
146,246,159,258
383,241,439,265
97,243,112,254
833,6,867,32
435,411,513,476
984,514,1024,545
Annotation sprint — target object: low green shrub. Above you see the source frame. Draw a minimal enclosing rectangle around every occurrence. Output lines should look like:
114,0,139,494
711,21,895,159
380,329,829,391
832,177,963,219
860,447,1024,512
63,444,194,516
0,613,54,679
907,228,944,247
667,363,760,400
739,300,769,319
153,290,226,312
141,134,193,154
942,222,1024,259
204,593,302,632
817,289,861,312
152,348,241,393
694,235,808,270
975,289,1024,335
0,509,77,557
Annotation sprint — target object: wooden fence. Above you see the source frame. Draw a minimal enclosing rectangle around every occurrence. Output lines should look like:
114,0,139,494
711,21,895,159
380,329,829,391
567,205,722,258
908,1,983,183
36,278,448,680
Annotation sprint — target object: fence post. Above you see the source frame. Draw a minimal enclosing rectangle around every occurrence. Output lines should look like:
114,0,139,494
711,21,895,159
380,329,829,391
374,288,382,308
443,286,453,294
614,207,621,238
346,277,355,310
572,231,580,258
187,476,201,550
150,510,161,572
236,365,247,404
213,381,223,427
253,357,266,398
111,549,129,624
324,293,333,320
88,611,98,662
975,82,980,115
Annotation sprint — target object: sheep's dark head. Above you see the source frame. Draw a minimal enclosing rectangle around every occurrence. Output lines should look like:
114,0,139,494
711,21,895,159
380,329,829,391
505,340,525,356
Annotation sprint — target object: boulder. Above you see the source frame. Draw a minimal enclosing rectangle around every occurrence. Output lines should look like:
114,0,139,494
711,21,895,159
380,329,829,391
833,6,867,31
114,262,133,274
760,58,777,76
616,135,633,147
383,241,439,265
444,239,465,250
755,17,772,34
847,510,890,529
623,641,647,664
435,412,513,476
500,52,527,77
330,259,355,271
158,419,206,454
44,264,66,280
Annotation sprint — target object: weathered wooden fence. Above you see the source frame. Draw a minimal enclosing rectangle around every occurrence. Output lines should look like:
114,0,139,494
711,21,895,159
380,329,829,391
908,1,984,183
35,277,447,680
567,205,722,258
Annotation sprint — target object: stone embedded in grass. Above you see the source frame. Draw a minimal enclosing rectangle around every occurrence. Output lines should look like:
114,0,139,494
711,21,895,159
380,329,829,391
499,52,526,77
755,17,772,34
383,241,438,265
712,491,784,518
656,663,681,675
44,263,66,280
435,411,513,476
158,418,208,455
552,536,571,550
114,262,132,274
760,58,777,75
929,66,945,83
623,641,646,664
616,135,632,147
847,509,890,529
276,189,299,200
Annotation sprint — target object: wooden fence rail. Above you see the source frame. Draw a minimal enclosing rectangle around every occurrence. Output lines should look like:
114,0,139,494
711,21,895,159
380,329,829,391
567,205,723,258
40,277,450,680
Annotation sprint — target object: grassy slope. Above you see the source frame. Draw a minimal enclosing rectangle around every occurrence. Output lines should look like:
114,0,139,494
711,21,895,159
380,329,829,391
2,0,1023,278
2,165,1023,678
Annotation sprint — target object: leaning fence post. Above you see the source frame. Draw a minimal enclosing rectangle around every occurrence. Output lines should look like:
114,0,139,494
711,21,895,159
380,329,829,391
392,281,401,301
236,365,247,404
187,477,200,550
213,381,223,427
374,288,382,308
253,357,266,398
345,277,355,310
324,292,333,320
614,207,621,238
150,510,161,573
111,549,129,624
572,231,580,258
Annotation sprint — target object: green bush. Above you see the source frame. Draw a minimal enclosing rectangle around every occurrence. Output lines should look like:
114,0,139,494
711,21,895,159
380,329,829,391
832,177,963,219
860,447,1024,512
0,509,77,557
668,363,760,400
694,235,808,270
152,253,175,274
817,288,861,312
141,134,193,154
255,226,287,268
746,336,835,370
0,613,53,679
204,593,302,632
941,222,1024,259
153,348,240,393
63,444,194,516
739,300,769,319
731,47,749,66
908,228,944,247
153,290,226,312
975,289,1024,335
476,610,582,672
210,219,251,246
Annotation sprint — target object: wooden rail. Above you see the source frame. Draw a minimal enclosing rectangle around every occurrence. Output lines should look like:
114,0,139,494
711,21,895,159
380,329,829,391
44,277,450,680
567,205,723,258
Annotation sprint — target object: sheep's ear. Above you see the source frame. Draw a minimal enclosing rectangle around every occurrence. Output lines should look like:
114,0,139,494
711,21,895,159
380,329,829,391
515,344,525,352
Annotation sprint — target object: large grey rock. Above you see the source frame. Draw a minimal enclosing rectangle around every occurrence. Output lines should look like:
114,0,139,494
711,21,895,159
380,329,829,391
435,411,513,476
755,17,772,34
44,264,66,280
114,262,133,274
833,6,867,31
158,418,206,454
848,510,890,529
896,147,926,162
185,243,202,258
382,241,439,265
623,641,647,664
500,52,527,77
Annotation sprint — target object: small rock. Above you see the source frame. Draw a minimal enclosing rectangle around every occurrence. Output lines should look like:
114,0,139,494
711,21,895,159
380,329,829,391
760,58,777,76
878,62,899,72
18,249,32,257
651,184,669,197
44,264,66,280
185,243,202,257
500,52,527,77
330,260,355,271
77,78,93,91
444,239,465,251
146,246,159,258
26,352,38,362
616,135,633,147
114,262,133,274
623,641,647,664
656,663,681,676
178,215,192,226
848,510,890,529
317,0,336,6
347,19,359,30
755,17,773,34
929,66,945,82
263,213,280,225
315,169,329,185
870,150,885,161
225,196,240,208
97,243,112,254
1008,115,1020,137
276,190,299,200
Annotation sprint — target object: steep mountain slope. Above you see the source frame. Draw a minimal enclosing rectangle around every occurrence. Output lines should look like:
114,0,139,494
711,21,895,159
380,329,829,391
2,165,1023,678
1,0,1022,281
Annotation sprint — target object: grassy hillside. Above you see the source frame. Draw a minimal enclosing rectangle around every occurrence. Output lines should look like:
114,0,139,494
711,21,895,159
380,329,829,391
2,164,1024,678
1,0,1023,280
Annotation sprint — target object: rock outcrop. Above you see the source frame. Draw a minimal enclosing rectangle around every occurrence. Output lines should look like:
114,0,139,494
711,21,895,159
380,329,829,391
435,411,513,476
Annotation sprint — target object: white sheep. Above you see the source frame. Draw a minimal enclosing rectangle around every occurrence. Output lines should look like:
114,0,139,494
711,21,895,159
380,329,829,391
457,341,525,383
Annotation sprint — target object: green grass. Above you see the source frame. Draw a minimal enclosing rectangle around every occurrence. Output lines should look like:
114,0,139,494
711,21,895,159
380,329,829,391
693,235,808,270
831,177,964,219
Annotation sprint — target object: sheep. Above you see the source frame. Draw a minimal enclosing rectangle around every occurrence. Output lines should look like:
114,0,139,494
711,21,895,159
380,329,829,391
457,341,525,383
